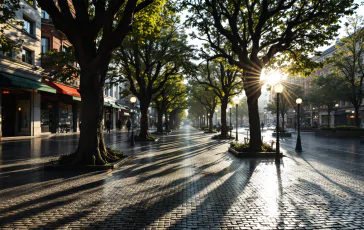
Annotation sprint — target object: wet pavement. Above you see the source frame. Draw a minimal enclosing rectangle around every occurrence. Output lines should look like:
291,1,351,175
0,126,363,229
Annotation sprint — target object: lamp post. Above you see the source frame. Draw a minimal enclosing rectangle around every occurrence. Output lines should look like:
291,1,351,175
207,113,210,128
228,104,232,137
335,104,339,127
130,96,137,146
295,98,302,152
234,98,239,141
203,115,205,127
275,83,283,163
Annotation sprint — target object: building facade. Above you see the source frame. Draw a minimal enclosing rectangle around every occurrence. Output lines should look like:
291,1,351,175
0,1,53,139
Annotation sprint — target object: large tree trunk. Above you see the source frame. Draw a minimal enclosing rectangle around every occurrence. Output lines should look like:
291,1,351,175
157,110,164,132
220,97,228,136
139,99,150,138
245,83,262,151
73,67,118,165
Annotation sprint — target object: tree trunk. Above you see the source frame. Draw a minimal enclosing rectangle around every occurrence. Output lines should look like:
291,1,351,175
209,110,214,132
139,99,150,138
220,97,228,136
73,68,118,165
157,110,164,132
165,112,169,131
355,106,361,127
245,85,262,151
327,108,331,128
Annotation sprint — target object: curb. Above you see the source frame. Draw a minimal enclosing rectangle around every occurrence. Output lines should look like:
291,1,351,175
44,155,133,171
228,148,284,158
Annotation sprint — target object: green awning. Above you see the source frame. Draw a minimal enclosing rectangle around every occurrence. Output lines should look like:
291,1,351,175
0,73,56,94
104,102,121,109
112,104,121,109
72,97,81,101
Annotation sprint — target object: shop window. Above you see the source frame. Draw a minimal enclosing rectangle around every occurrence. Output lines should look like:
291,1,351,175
23,16,34,35
41,103,53,133
59,103,73,133
22,49,33,64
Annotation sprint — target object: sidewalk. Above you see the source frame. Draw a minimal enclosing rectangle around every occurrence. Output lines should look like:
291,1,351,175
0,129,130,143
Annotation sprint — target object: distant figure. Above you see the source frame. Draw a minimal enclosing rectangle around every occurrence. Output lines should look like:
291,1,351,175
126,119,132,134
106,119,111,134
261,122,264,131
117,119,122,132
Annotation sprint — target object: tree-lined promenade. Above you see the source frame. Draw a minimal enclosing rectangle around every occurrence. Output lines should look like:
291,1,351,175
3,0,362,164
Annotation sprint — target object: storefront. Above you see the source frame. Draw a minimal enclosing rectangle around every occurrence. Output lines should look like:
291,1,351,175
103,102,122,130
0,73,56,138
43,81,81,133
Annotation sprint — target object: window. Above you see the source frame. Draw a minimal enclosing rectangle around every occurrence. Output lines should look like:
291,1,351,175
22,49,33,64
41,38,50,53
41,10,50,20
1,45,13,58
61,45,67,52
4,48,13,58
110,86,114,98
23,17,34,35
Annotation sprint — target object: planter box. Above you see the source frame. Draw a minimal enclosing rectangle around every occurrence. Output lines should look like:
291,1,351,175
272,132,292,137
228,148,283,158
314,130,364,138
204,131,218,133
44,155,132,171
212,135,235,140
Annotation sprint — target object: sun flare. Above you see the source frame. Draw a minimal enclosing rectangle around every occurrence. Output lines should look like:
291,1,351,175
261,69,286,86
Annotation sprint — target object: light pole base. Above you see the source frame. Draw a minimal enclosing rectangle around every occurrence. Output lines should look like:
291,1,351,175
295,135,302,152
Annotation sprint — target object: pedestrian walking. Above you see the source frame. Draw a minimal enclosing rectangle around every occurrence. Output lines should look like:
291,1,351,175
106,119,111,134
261,122,264,132
126,119,132,135
117,119,122,132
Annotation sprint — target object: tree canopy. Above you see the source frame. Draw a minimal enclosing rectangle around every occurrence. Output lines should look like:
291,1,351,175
328,15,364,127
183,0,357,150
0,0,22,53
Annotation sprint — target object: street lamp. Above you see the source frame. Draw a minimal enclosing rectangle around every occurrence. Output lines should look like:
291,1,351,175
203,115,205,127
130,96,137,146
295,98,302,152
234,98,239,141
228,104,232,137
207,113,210,129
335,104,339,126
275,83,283,163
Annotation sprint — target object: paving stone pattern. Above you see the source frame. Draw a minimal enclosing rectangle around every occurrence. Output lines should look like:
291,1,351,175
0,127,364,229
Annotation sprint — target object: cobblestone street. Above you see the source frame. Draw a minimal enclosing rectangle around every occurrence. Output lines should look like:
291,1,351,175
0,126,364,229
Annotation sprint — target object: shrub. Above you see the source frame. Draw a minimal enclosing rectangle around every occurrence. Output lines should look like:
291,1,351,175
230,141,275,152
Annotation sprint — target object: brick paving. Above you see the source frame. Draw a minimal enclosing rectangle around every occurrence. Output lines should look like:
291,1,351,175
0,127,364,229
